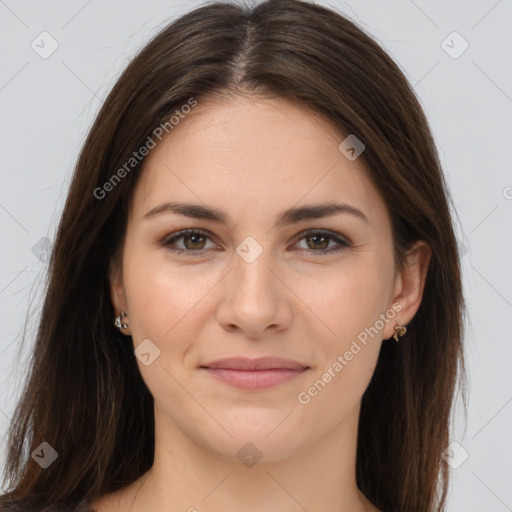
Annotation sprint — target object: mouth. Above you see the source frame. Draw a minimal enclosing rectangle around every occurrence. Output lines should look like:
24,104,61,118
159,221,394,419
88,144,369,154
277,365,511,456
199,356,310,391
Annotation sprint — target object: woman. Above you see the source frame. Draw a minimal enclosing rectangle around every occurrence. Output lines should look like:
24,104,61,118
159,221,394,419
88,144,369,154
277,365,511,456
0,0,466,510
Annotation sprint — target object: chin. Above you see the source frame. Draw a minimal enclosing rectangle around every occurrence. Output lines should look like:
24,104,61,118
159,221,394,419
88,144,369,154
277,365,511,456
182,410,300,459
207,433,303,466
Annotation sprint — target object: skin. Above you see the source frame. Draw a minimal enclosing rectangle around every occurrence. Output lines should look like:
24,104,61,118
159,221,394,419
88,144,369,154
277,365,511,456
92,95,431,512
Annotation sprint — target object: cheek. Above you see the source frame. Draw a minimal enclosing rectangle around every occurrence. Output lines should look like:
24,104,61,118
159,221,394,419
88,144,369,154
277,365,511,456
294,258,390,342
123,248,213,339
294,259,388,394
121,252,209,397
297,272,386,413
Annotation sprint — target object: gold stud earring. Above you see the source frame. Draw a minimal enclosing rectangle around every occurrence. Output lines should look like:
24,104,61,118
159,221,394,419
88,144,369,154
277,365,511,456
114,311,128,330
393,325,407,342
113,288,128,330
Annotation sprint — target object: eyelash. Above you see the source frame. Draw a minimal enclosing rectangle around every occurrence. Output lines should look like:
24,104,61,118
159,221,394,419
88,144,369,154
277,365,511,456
161,228,351,257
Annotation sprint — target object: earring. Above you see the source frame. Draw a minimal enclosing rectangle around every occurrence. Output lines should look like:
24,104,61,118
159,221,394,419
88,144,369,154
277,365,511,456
114,311,128,330
393,324,407,342
113,287,128,330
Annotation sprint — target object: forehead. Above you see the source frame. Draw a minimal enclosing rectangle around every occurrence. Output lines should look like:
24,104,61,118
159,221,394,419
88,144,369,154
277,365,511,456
129,96,389,229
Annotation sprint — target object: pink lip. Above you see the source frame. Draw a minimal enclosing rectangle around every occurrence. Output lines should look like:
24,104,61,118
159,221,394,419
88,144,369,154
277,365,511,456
200,357,310,391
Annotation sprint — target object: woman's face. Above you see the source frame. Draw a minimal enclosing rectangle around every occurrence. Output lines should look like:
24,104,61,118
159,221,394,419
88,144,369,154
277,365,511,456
112,95,409,462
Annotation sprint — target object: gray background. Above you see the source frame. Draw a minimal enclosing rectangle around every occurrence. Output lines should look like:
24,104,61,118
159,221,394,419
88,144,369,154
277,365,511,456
1,0,511,510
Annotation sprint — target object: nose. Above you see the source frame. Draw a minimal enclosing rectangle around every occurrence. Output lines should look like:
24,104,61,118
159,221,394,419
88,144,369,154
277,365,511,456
215,245,293,339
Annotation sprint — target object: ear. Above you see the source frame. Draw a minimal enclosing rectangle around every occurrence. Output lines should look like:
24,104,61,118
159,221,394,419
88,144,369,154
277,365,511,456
384,240,432,340
109,256,131,336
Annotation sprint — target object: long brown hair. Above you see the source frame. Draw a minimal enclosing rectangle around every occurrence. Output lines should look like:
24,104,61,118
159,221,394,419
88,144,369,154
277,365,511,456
1,1,467,510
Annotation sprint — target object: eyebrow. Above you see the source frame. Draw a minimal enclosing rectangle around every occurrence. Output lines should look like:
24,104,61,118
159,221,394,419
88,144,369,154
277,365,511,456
143,201,369,226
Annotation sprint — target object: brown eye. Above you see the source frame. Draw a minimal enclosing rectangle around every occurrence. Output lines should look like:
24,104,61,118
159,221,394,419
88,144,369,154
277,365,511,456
294,229,350,256
162,228,350,257
182,233,207,250
163,229,216,256
305,233,330,251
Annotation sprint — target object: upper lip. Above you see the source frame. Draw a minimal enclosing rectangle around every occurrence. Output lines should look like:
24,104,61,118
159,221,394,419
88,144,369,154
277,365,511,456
200,356,309,371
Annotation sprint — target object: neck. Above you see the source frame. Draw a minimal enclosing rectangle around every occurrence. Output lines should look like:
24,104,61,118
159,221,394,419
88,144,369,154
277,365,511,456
113,402,377,512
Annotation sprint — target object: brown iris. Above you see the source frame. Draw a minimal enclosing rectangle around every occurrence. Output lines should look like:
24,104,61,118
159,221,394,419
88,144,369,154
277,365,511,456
305,234,329,251
183,233,207,250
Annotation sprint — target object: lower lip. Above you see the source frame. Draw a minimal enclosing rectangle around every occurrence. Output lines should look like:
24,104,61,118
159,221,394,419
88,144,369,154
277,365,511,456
202,367,308,390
